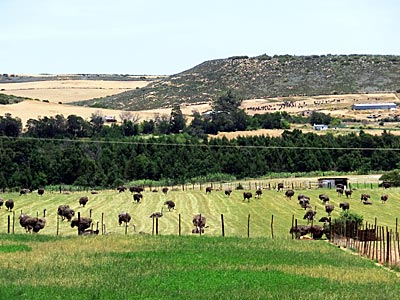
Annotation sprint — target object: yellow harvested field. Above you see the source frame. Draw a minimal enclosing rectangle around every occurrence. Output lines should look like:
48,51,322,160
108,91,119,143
0,80,151,102
0,100,212,127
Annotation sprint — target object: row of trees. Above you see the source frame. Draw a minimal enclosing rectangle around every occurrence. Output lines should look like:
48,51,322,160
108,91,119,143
0,128,398,189
0,91,338,139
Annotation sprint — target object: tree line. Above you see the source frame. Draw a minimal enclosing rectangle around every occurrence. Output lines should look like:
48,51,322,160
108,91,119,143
0,127,398,189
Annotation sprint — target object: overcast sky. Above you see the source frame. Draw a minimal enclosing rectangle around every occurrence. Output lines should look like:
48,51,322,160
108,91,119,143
1,0,399,75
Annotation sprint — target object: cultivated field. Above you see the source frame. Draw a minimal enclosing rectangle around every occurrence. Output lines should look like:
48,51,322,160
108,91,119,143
0,177,398,238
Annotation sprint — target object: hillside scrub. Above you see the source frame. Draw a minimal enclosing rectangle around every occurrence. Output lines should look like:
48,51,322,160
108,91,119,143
72,54,400,110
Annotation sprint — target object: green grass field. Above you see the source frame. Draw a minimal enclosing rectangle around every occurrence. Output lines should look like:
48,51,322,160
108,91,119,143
0,186,398,238
0,234,399,300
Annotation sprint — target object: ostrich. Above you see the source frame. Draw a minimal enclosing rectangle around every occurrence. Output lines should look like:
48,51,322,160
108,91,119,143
79,196,89,207
162,187,169,195
117,186,127,193
71,217,92,234
164,200,175,211
133,193,143,204
383,182,391,189
318,194,329,203
277,182,284,192
345,189,353,198
255,188,262,198
325,204,334,216
360,193,370,201
5,199,14,211
339,202,350,211
303,209,317,223
336,187,344,197
205,187,212,194
57,205,75,221
381,194,388,203
285,189,295,200
149,207,164,219
118,212,132,226
224,188,232,196
38,188,45,196
192,214,207,234
243,192,253,202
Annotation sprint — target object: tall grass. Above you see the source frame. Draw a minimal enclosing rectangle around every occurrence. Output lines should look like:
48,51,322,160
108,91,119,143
0,234,399,300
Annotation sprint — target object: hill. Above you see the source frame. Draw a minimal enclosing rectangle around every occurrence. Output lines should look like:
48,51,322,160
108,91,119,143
73,54,400,110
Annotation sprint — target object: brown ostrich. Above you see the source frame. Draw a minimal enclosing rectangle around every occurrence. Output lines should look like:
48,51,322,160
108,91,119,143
38,188,45,196
339,202,350,211
325,204,334,216
57,205,75,221
224,188,232,196
162,187,169,195
133,193,143,204
285,189,295,200
318,194,329,203
79,196,89,207
118,212,132,226
381,194,388,203
277,182,284,192
164,200,176,211
255,188,262,198
345,189,353,198
71,217,92,234
5,199,14,211
243,192,253,202
205,187,212,194
192,214,207,234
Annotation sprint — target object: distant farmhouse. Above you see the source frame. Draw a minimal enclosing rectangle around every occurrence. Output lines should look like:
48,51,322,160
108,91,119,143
352,103,396,110
313,124,328,131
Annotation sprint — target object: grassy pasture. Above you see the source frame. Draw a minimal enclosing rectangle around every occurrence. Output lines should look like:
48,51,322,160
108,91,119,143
0,186,399,238
0,234,399,299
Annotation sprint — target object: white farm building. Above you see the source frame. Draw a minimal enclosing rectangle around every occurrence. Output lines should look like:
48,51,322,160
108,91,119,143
352,103,396,110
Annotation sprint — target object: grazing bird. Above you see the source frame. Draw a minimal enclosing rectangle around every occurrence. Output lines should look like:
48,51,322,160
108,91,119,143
243,192,253,202
318,194,329,203
71,217,92,234
162,187,169,195
205,187,212,194
381,194,388,203
255,188,262,198
164,200,175,211
224,188,232,196
5,199,14,211
57,205,75,221
192,214,207,234
303,210,317,223
285,189,295,200
38,188,45,196
336,187,344,197
344,189,353,198
325,204,334,216
360,194,370,202
118,212,132,226
277,182,284,192
133,193,143,204
79,196,89,207
339,202,350,211
149,207,164,219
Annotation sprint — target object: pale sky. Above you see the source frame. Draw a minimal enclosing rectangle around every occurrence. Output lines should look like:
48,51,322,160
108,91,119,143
1,0,399,75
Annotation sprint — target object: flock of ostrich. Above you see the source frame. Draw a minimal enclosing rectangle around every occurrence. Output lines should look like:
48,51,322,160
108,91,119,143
0,181,392,237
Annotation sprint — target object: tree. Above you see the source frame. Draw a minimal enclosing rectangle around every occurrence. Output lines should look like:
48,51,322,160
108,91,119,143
0,113,22,137
169,105,186,133
309,111,332,125
90,111,104,135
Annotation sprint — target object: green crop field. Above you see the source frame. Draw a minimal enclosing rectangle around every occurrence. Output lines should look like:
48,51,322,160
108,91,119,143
0,185,399,238
0,234,399,300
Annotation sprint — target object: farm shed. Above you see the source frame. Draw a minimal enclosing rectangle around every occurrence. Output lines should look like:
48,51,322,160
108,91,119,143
318,177,349,189
313,124,328,131
352,103,396,110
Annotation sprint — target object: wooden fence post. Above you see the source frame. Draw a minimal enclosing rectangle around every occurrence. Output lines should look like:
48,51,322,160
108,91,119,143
271,215,274,239
101,213,104,235
247,214,250,238
56,215,60,236
7,215,10,234
12,211,15,234
178,214,181,236
221,214,225,237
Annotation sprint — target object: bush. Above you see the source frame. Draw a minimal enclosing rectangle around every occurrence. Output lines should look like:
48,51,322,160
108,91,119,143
380,170,400,187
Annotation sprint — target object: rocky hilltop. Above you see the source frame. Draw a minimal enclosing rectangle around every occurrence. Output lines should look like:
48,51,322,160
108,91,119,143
74,54,400,110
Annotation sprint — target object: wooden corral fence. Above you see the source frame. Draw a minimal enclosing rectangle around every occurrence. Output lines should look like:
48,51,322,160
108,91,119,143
4,211,278,238
329,219,400,268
